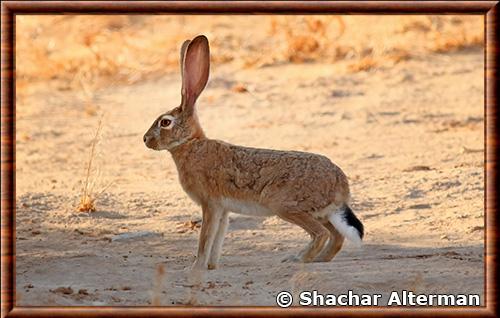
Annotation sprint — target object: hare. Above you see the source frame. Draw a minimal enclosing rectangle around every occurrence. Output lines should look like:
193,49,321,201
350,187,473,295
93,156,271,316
144,35,364,270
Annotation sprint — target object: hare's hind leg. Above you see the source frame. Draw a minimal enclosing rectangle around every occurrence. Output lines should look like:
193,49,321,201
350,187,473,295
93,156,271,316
279,212,329,263
314,221,345,262
207,211,229,270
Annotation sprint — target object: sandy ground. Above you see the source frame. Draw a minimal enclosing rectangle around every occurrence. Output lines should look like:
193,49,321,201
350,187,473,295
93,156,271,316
15,17,484,306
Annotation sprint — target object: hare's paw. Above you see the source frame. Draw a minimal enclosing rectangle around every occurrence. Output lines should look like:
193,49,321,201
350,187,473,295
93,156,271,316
188,260,208,272
207,263,218,270
312,256,330,263
313,252,334,263
281,254,301,263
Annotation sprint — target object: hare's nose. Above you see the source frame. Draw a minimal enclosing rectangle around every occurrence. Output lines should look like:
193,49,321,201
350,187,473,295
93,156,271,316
143,135,149,144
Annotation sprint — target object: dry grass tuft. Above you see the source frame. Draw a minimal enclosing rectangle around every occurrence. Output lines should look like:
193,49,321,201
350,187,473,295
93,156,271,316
270,16,346,63
231,83,249,93
430,29,483,53
387,47,412,64
78,195,96,213
398,19,432,34
286,35,321,63
348,57,378,73
77,116,110,212
84,104,99,117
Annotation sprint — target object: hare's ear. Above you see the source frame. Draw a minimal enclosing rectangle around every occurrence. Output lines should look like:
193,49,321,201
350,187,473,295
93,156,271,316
180,35,210,114
179,40,191,84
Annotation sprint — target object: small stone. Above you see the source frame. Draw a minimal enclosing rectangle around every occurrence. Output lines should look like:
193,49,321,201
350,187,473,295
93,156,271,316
409,204,432,210
468,226,484,233
51,287,73,295
78,289,89,295
403,165,432,172
231,83,248,93
111,231,160,242
111,296,121,302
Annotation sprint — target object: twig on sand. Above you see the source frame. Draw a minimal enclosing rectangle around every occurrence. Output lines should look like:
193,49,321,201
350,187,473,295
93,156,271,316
151,264,166,306
460,146,483,154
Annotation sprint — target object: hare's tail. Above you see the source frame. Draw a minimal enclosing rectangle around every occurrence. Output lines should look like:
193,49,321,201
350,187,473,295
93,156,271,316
328,205,364,245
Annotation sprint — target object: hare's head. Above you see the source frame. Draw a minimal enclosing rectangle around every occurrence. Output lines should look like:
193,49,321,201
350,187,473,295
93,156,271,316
144,35,210,151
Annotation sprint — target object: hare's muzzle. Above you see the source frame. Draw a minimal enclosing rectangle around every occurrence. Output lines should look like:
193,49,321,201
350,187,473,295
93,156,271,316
143,134,156,150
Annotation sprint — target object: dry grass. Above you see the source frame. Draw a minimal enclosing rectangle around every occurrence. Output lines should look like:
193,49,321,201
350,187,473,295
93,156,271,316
348,57,378,73
16,15,483,94
77,116,110,212
269,16,346,63
398,16,483,54
16,16,183,96
397,19,433,34
388,49,412,64
429,29,483,53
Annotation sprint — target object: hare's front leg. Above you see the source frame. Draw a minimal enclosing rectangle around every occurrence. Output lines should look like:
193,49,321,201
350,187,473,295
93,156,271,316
208,211,229,270
191,203,224,271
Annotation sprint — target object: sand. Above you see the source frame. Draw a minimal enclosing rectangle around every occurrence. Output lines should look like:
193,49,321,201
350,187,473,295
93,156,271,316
15,16,484,306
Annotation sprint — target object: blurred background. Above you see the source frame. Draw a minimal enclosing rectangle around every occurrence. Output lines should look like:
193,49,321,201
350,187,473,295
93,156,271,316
17,15,483,99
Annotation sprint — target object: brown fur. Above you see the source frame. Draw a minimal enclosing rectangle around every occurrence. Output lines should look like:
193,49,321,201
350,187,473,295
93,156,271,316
170,138,350,214
315,221,345,262
144,35,356,270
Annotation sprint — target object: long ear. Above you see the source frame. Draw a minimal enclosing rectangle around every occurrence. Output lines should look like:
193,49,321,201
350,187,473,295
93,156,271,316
180,35,210,114
179,40,191,88
179,39,191,107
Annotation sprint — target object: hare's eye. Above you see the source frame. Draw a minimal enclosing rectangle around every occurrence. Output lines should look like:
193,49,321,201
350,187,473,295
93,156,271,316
160,119,172,128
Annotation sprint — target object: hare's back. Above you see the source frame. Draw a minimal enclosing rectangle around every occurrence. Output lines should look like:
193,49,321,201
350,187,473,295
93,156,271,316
220,141,350,213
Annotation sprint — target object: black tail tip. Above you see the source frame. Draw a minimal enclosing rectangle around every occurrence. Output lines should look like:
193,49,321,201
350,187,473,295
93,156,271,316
344,205,364,239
